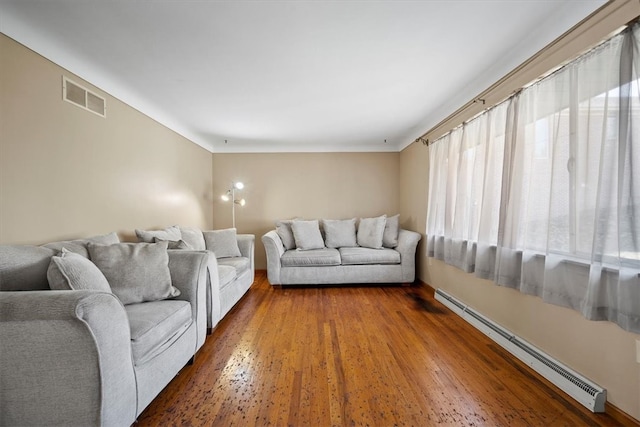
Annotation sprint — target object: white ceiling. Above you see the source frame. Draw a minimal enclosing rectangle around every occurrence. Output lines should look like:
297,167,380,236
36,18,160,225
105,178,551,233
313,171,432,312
0,0,606,153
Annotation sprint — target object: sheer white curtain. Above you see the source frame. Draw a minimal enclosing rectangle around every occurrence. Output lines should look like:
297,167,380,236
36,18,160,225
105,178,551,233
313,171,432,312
426,23,640,333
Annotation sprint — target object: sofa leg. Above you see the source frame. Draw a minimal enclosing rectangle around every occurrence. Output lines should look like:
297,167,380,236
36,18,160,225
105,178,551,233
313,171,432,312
188,355,195,365
272,284,283,290
207,327,213,335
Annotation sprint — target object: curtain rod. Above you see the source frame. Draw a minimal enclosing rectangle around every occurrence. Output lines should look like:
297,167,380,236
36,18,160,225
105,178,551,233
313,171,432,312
416,0,634,147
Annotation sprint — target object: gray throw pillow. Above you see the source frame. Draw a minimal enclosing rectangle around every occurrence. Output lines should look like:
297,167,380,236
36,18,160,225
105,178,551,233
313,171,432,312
153,237,192,250
179,226,206,250
322,218,357,248
87,241,179,305
357,215,387,249
275,220,297,250
203,228,241,258
135,225,181,243
291,220,325,250
47,248,111,292
383,214,400,248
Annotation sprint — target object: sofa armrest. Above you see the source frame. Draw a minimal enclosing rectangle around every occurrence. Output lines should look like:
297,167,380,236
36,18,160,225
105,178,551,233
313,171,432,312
396,229,422,283
237,234,255,283
0,290,137,427
261,230,285,285
167,250,209,351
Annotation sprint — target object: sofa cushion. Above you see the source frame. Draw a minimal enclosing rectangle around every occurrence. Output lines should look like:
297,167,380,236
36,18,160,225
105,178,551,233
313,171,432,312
383,214,400,248
43,232,120,258
339,247,401,265
276,220,297,250
179,226,206,250
357,215,387,249
135,226,181,244
281,248,341,267
125,300,192,365
0,245,56,291
217,265,238,291
87,241,180,305
47,248,111,292
322,218,357,249
203,228,241,258
291,220,324,250
217,257,250,276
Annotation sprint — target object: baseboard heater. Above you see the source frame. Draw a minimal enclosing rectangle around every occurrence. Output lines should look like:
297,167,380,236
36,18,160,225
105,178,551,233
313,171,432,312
434,288,606,413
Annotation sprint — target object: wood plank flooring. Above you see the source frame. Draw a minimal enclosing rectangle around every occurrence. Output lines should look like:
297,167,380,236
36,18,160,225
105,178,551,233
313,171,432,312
136,271,632,426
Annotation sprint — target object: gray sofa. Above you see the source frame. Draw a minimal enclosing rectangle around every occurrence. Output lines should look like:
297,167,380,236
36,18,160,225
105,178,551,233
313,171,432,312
135,226,255,331
262,216,421,286
0,233,209,426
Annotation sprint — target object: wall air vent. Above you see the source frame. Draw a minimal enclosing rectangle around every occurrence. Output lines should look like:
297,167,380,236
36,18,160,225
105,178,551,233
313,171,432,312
62,76,106,117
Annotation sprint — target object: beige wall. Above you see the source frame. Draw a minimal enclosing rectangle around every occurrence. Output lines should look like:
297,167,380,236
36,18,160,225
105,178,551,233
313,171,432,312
399,2,640,420
212,152,400,269
0,34,213,244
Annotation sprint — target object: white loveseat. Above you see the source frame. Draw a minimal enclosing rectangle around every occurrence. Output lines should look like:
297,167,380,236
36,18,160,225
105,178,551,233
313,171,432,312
262,215,421,286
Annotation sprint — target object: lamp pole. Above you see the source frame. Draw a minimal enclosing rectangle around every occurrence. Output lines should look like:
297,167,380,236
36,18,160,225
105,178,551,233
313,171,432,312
231,187,236,228
221,182,244,229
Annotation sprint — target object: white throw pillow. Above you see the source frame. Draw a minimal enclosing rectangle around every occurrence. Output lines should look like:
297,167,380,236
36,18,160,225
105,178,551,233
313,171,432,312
291,220,325,250
322,218,357,248
357,215,387,249
203,228,242,258
382,214,400,248
276,220,297,250
179,226,206,250
47,248,111,292
87,241,179,305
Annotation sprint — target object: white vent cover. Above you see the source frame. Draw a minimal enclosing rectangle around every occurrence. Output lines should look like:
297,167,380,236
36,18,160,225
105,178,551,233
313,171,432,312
62,76,106,117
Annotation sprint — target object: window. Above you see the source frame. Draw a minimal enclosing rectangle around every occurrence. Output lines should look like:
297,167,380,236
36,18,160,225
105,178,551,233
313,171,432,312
426,23,640,333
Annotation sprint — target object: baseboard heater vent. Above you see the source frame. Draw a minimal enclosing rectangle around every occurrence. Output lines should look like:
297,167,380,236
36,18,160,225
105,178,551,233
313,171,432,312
434,288,606,413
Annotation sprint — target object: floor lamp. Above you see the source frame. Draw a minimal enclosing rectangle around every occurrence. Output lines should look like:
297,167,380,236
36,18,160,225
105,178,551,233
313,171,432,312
221,182,246,228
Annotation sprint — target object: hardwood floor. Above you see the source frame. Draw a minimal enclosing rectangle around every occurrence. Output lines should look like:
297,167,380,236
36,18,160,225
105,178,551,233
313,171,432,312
137,271,632,426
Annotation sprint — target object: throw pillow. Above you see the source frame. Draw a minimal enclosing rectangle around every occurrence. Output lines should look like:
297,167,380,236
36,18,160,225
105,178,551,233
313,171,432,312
203,228,242,258
383,214,400,248
87,241,179,305
135,225,181,243
357,215,387,249
179,226,206,250
322,218,357,248
153,237,192,250
291,220,325,250
275,220,297,250
47,248,111,292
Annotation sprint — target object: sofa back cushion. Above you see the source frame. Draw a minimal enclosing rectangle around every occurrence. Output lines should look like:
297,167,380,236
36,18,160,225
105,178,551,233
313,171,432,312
291,220,325,250
275,220,297,250
88,241,180,305
179,226,206,250
322,218,357,249
135,226,181,243
203,228,241,258
382,214,400,248
43,232,120,258
0,245,55,291
357,215,387,249
47,248,112,292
